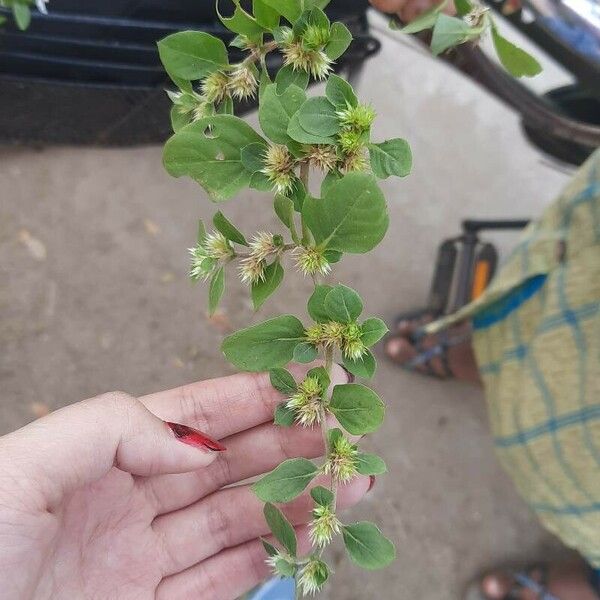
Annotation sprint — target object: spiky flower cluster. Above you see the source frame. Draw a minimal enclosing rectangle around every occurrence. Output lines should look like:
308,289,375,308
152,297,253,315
294,246,331,277
227,65,258,100
262,145,296,194
189,231,233,280
465,3,489,28
266,552,297,579
201,70,230,104
280,27,333,80
307,145,338,172
325,434,359,483
239,232,281,284
336,103,376,173
305,321,366,359
298,557,330,596
309,504,342,548
286,375,324,427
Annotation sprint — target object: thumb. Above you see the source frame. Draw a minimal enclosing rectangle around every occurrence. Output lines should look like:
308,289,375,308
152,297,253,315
0,392,225,508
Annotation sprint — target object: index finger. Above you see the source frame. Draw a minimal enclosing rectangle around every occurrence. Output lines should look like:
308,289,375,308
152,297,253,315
139,363,351,439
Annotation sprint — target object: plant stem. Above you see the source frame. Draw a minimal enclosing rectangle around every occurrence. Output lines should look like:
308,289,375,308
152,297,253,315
299,162,311,246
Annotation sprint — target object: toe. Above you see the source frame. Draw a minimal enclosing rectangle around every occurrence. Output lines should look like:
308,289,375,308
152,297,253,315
385,335,417,365
481,572,513,599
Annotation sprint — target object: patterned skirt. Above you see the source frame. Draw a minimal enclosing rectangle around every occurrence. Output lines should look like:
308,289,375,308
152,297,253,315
428,150,600,567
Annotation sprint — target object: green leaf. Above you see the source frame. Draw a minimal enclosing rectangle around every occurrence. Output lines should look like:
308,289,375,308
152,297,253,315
400,0,447,34
293,342,318,363
259,66,272,101
170,105,191,132
311,485,334,507
355,453,387,476
240,142,267,174
324,284,363,323
158,31,228,84
259,83,307,144
253,458,319,502
274,194,295,229
275,558,297,577
12,3,31,30
343,349,377,379
288,178,307,211
253,0,280,29
303,173,389,254
264,503,297,556
213,211,249,246
430,14,473,55
208,267,225,316
307,285,333,323
217,0,265,36
328,383,385,435
325,74,358,110
274,402,296,426
321,172,340,198
307,366,330,390
251,261,284,309
275,64,310,93
360,318,389,347
217,97,234,115
261,538,279,557
491,23,542,78
294,6,329,36
260,0,302,22
270,367,297,394
342,522,396,570
325,21,353,60
328,427,344,447
454,0,473,17
287,112,337,145
163,115,266,201
249,171,273,192
222,315,305,371
369,139,412,179
197,219,207,245
324,249,342,263
296,97,340,137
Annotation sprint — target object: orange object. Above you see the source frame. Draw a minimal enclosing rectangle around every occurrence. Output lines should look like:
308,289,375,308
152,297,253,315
471,260,491,299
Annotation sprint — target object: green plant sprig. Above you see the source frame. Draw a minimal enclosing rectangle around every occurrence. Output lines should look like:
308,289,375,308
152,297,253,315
158,1,409,595
392,0,543,78
0,0,44,30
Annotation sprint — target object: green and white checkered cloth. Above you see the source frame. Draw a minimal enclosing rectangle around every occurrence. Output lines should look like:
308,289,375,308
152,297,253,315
427,149,600,566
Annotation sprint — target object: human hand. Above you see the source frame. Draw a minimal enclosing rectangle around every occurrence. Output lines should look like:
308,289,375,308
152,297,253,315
0,365,370,599
370,0,456,23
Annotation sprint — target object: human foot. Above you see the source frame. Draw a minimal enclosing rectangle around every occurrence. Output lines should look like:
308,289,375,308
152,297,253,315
469,562,599,600
384,314,481,384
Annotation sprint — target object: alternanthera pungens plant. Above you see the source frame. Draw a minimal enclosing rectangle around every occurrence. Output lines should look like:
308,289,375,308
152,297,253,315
156,1,540,595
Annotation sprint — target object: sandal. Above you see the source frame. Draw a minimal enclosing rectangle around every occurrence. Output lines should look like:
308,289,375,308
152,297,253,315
464,564,567,600
385,309,472,380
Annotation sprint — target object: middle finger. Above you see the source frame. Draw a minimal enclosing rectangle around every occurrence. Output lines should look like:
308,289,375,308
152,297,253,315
142,418,328,514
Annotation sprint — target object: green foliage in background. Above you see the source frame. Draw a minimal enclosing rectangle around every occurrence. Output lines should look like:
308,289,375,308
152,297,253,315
392,0,542,78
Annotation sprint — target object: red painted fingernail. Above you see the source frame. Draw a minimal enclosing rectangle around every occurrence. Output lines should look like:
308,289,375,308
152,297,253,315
338,364,356,383
166,422,226,452
368,475,376,493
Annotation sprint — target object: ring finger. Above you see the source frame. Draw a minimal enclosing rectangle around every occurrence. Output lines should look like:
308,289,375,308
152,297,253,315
153,474,371,576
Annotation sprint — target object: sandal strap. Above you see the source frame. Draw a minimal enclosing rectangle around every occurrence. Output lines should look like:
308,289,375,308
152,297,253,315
512,570,560,600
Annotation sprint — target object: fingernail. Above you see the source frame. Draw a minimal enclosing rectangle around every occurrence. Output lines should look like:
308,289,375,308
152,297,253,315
166,422,226,452
368,475,376,493
338,364,355,383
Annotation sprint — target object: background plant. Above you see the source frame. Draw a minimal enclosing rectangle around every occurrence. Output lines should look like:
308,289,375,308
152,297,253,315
392,0,542,78
0,0,47,30
157,0,540,595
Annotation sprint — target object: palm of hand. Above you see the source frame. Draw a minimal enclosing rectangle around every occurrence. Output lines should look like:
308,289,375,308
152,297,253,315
9,468,161,599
